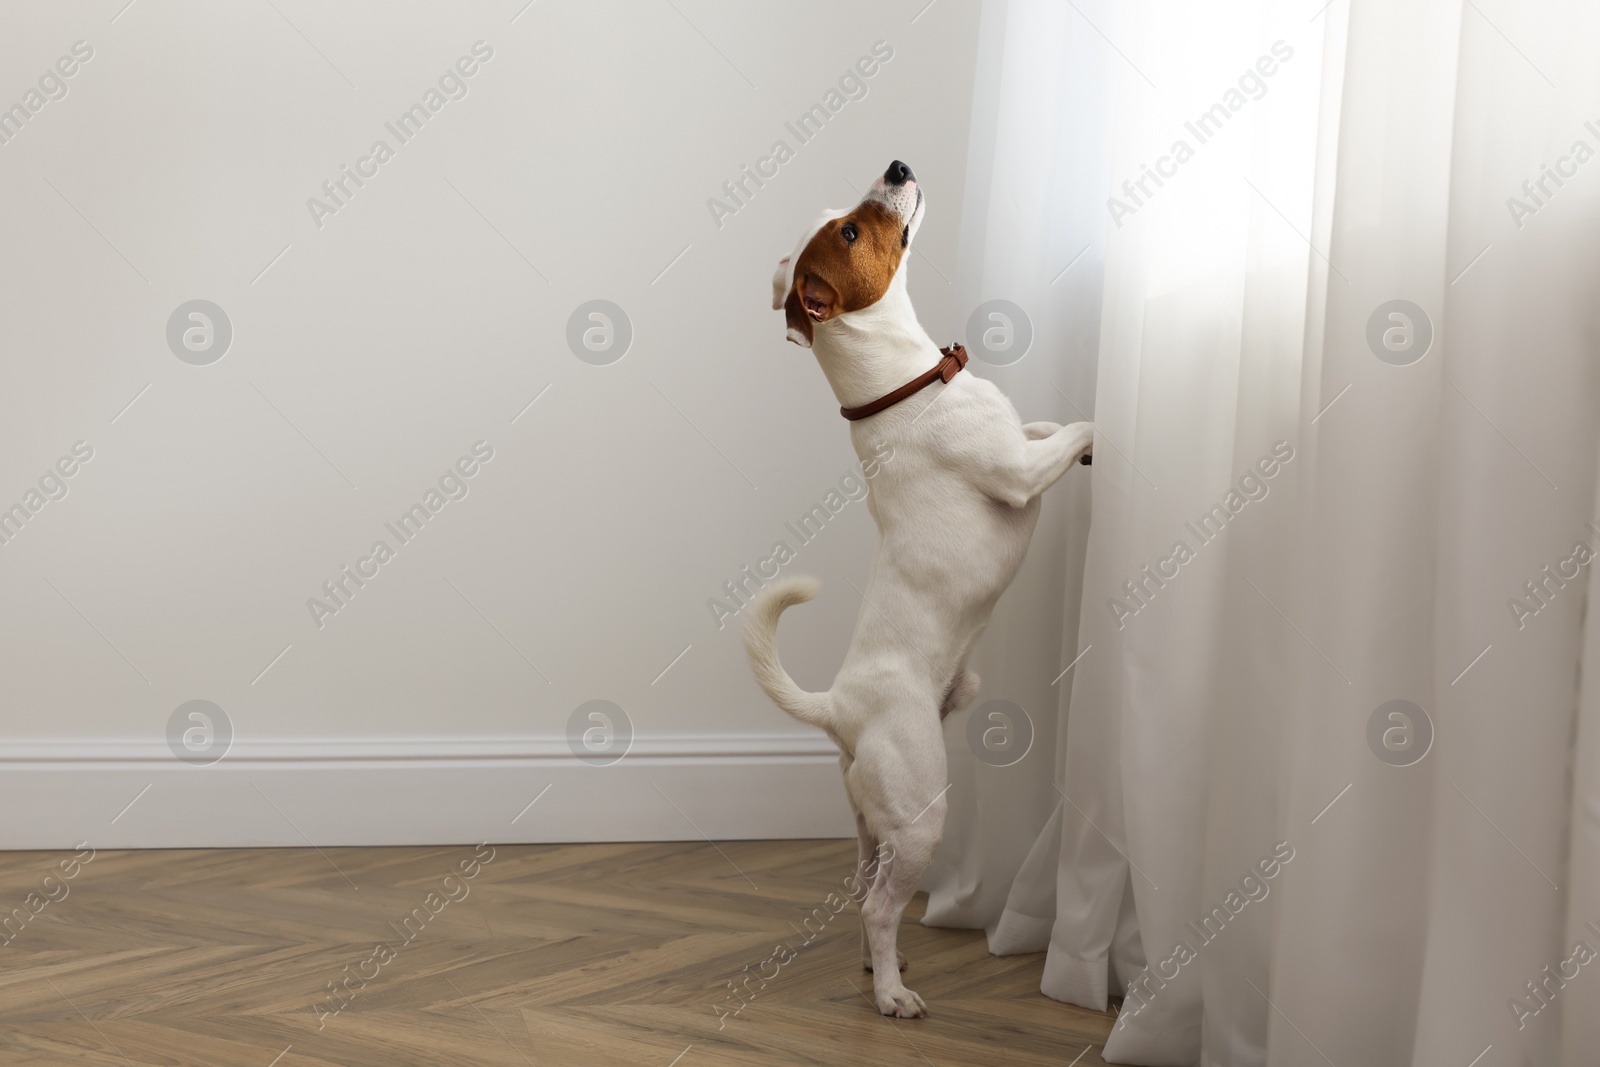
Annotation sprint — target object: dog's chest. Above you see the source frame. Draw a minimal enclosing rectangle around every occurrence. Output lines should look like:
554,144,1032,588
850,383,1041,583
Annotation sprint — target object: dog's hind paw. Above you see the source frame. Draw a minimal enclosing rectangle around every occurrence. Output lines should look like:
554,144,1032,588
876,986,927,1018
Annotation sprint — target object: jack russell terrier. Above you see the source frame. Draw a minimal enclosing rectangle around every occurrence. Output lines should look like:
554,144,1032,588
744,160,1094,1017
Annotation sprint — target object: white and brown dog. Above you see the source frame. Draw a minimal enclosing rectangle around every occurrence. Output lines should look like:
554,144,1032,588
744,161,1094,1017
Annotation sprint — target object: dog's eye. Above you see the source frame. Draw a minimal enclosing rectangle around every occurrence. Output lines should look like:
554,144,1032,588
841,222,859,244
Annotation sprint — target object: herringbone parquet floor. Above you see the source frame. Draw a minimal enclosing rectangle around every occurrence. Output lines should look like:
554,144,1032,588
0,840,1115,1065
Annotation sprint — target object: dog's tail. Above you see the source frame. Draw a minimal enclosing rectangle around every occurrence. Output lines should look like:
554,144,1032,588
743,576,835,732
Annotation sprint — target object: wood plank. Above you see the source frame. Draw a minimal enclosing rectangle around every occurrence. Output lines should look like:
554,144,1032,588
0,842,1115,1065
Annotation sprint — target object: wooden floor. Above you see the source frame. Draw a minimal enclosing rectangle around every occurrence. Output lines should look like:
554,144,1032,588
0,840,1114,1066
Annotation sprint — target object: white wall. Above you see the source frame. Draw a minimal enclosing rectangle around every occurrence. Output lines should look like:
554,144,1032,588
0,0,984,846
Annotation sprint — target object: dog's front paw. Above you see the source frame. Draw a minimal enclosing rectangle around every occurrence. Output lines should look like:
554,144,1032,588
864,950,908,973
876,985,927,1018
1063,421,1095,464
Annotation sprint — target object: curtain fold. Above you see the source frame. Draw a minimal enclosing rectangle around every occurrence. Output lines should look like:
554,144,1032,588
926,1,1600,1063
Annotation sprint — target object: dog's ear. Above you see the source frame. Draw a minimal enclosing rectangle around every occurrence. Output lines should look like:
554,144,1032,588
776,253,814,346
771,256,790,311
784,286,813,347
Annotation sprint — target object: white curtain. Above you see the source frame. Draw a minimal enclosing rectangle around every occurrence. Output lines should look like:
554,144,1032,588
926,1,1600,1064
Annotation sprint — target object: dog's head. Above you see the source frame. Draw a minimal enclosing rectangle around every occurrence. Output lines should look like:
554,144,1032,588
771,160,925,348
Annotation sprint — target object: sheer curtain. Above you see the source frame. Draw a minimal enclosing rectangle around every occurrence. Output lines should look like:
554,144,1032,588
925,1,1600,1064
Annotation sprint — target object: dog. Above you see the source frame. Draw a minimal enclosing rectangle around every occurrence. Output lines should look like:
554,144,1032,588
743,160,1095,1017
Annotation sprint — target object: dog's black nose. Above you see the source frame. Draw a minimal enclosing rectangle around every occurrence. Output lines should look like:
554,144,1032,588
885,160,914,185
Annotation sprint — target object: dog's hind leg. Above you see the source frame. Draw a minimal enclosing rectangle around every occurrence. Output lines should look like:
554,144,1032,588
862,813,943,1017
855,811,907,972
938,668,980,722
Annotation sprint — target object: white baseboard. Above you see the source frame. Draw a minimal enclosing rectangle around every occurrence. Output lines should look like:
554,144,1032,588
0,734,854,850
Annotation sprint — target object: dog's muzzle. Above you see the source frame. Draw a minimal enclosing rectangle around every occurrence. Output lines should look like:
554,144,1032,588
869,160,921,227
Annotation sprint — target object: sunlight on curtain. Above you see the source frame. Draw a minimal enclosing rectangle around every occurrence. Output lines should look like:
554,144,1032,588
927,1,1600,1064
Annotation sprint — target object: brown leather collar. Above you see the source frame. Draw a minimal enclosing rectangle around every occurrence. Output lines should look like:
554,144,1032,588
840,344,969,421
